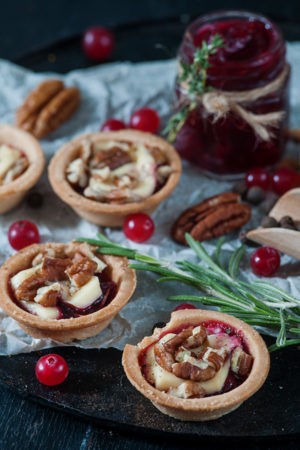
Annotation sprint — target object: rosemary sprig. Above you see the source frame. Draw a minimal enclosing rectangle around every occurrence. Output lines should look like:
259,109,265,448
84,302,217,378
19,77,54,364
164,34,224,142
77,233,300,352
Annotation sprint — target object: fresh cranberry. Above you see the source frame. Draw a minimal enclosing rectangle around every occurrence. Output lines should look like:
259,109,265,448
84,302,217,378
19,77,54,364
129,108,160,133
271,167,300,195
82,26,115,61
101,118,126,132
250,247,280,277
123,213,155,243
8,220,40,250
35,354,69,386
245,168,271,191
173,303,197,311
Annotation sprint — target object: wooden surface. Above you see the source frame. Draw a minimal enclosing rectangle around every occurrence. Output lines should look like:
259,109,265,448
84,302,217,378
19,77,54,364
1,1,300,449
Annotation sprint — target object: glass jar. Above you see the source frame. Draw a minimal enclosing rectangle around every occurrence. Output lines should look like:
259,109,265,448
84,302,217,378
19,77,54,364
175,10,289,178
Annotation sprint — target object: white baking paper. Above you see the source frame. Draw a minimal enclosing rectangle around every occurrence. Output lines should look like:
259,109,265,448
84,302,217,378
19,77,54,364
0,43,300,355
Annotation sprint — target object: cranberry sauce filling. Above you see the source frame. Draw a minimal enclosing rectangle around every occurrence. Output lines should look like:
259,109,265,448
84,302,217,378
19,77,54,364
176,11,288,175
139,320,250,396
58,279,117,319
181,14,285,90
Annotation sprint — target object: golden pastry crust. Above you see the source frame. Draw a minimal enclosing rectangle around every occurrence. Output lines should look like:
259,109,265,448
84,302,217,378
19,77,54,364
122,309,270,421
48,130,182,226
0,124,45,213
0,242,136,342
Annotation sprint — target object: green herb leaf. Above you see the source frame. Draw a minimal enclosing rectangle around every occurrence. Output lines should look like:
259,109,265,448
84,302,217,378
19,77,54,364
164,33,224,142
77,232,300,352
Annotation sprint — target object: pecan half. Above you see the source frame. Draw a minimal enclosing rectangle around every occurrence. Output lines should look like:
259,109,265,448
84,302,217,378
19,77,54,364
15,274,47,302
172,192,251,244
66,257,97,287
34,87,80,138
153,343,175,372
41,256,72,281
163,327,193,353
16,79,64,126
16,80,80,139
172,361,216,381
202,347,227,371
90,147,132,170
34,283,61,307
231,347,253,377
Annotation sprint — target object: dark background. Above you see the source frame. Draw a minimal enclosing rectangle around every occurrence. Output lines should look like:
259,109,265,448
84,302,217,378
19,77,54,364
0,1,300,449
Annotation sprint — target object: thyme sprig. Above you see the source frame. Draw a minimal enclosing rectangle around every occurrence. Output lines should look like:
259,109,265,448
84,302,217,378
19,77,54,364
164,34,224,142
77,233,300,352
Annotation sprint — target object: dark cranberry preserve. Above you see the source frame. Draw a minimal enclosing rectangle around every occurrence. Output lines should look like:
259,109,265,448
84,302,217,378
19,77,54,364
175,11,289,177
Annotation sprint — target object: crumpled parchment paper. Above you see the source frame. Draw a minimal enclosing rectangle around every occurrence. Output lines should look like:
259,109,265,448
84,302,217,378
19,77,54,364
0,43,300,355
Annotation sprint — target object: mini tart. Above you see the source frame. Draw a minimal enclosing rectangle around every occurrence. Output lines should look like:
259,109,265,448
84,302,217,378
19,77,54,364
0,124,45,213
122,309,270,421
0,242,136,342
48,130,182,227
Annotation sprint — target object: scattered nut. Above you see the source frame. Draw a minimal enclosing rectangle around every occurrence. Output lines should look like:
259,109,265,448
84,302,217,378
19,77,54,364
172,192,251,245
16,79,80,139
246,186,265,205
279,215,297,230
261,216,279,228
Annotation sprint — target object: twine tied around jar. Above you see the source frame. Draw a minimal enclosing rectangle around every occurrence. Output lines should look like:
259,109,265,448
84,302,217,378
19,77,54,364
180,63,290,141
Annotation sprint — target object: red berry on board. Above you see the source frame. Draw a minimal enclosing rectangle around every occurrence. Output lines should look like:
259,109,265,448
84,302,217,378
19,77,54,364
271,167,300,195
123,213,155,243
173,303,197,311
35,354,69,386
8,220,40,250
129,107,160,133
82,26,115,61
250,247,280,277
101,118,126,132
245,168,271,191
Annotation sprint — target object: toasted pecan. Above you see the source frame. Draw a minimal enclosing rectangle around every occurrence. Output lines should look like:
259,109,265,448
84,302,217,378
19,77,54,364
172,192,251,244
16,79,64,127
163,327,193,353
172,361,216,381
231,347,253,377
153,343,175,372
16,80,80,139
66,256,97,287
41,256,72,281
14,274,47,301
90,147,132,170
34,87,80,138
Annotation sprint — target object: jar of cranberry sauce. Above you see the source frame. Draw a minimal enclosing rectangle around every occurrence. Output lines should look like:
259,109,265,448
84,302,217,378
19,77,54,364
175,11,289,178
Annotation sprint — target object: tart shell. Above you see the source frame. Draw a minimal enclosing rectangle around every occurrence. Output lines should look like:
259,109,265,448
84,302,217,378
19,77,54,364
0,242,136,342
122,309,270,421
48,130,182,227
0,124,45,213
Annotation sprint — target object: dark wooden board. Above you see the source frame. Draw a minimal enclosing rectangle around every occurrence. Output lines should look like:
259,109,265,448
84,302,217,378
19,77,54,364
0,344,299,441
1,8,300,448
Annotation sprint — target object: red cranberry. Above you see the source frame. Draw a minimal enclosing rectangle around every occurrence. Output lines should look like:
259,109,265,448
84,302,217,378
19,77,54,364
8,220,40,251
245,168,271,191
35,354,69,386
250,247,280,277
123,213,155,243
271,167,300,195
82,26,115,61
129,108,160,133
101,118,126,132
173,303,197,311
